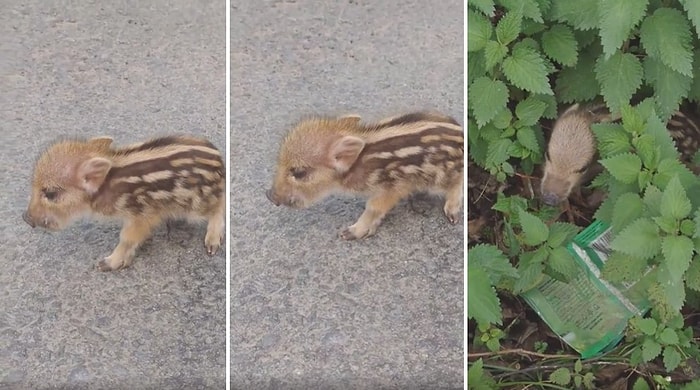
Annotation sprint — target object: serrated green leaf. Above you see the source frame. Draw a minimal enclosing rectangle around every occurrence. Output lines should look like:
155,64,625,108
496,9,522,45
621,104,646,134
611,218,661,260
582,373,595,389
595,51,644,114
644,110,680,161
466,357,485,385
486,138,512,168
642,338,662,362
594,187,617,223
515,97,547,126
600,153,642,184
485,337,500,352
689,50,700,102
469,77,509,128
516,127,540,154
661,235,694,283
591,123,631,158
601,251,649,284
640,8,694,77
612,193,644,235
638,170,652,190
550,0,599,30
468,136,488,167
659,328,679,345
532,94,558,119
637,317,658,335
504,220,521,257
555,54,599,103
549,367,571,385
547,223,580,247
542,24,578,66
663,346,682,372
467,266,502,325
680,219,695,236
598,0,648,58
522,19,546,35
518,208,549,246
654,215,678,235
685,255,700,291
634,134,659,170
468,244,520,285
491,108,513,129
630,347,644,366
503,46,553,95
680,0,700,37
632,377,651,390
484,41,509,70
660,269,686,311
513,250,547,293
501,125,516,138
503,161,516,175
575,29,599,48
653,159,700,200
468,53,487,86
499,0,543,22
574,359,582,373
477,123,501,142
492,193,528,217
468,10,492,52
547,246,577,281
468,0,495,16
643,57,691,121
660,175,691,220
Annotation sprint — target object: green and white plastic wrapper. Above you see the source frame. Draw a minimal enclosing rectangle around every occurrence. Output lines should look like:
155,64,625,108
521,220,654,358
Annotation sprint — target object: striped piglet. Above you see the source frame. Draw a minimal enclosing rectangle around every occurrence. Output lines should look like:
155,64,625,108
23,135,225,271
266,111,464,239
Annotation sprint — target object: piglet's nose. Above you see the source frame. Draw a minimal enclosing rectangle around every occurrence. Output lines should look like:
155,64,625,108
266,189,280,206
541,193,561,206
22,211,36,228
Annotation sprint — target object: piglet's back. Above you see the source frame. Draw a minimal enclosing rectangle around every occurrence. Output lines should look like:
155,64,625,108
342,113,464,193
93,136,224,217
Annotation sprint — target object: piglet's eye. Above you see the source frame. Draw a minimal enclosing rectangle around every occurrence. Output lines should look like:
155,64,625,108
290,167,308,180
42,188,60,201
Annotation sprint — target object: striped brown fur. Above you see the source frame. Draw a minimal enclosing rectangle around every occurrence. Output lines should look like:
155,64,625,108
267,111,463,240
23,135,225,271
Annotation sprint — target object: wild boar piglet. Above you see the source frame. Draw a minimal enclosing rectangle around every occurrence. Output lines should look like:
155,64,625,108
267,111,464,239
23,135,225,271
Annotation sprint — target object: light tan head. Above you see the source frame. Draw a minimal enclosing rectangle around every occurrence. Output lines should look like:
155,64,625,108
540,104,597,206
23,137,114,230
266,116,366,208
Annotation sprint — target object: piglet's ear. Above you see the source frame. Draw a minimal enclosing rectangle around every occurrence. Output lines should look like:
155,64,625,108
88,136,113,150
328,136,364,173
78,157,112,194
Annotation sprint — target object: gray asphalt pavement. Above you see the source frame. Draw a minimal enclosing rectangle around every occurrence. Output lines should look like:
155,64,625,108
231,1,464,389
1,1,225,389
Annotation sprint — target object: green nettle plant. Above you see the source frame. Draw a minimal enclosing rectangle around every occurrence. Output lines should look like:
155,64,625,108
468,0,700,383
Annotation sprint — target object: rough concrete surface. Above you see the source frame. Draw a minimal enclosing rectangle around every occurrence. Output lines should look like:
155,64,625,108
231,1,464,389
1,1,225,389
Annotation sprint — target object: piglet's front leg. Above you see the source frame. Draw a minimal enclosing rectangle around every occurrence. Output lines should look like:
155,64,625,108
340,190,404,240
98,216,161,271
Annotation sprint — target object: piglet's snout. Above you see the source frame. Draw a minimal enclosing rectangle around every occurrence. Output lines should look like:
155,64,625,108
266,189,280,206
22,211,36,228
